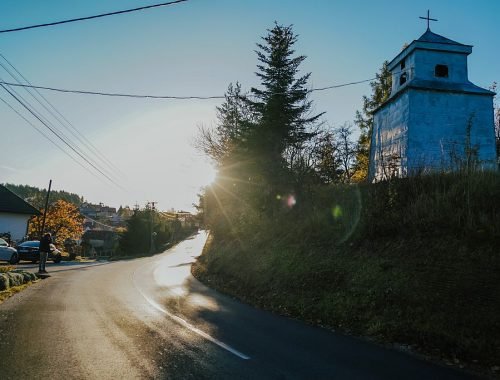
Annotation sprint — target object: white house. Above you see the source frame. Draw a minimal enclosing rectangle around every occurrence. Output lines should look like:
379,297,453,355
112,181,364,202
369,23,497,181
0,185,41,242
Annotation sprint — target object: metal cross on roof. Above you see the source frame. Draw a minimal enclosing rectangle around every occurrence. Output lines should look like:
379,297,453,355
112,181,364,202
419,10,438,31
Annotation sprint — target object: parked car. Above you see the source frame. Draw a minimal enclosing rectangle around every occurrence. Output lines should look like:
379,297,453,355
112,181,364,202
0,238,19,264
17,241,62,264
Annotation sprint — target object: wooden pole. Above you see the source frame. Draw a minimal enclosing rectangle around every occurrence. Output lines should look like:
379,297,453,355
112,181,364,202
40,179,52,239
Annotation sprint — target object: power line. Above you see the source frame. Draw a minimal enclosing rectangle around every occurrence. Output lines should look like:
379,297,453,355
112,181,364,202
311,78,376,92
0,0,189,34
0,70,121,183
0,54,125,180
0,75,90,154
0,83,124,189
0,75,119,185
0,93,107,183
0,77,380,100
0,81,225,99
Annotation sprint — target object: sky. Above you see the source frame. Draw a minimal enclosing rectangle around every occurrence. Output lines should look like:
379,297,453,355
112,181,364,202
0,0,498,211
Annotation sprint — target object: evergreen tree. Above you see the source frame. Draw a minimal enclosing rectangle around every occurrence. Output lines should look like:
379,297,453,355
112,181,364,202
197,82,252,166
196,82,259,225
119,211,150,254
3,183,84,208
352,61,392,182
247,23,323,207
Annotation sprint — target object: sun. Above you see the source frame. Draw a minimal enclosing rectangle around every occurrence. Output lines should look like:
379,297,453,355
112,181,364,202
194,160,217,186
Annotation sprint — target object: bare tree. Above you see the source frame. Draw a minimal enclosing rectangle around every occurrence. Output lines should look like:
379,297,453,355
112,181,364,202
335,123,357,183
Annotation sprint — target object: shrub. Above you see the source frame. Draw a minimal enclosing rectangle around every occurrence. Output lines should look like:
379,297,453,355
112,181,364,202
0,273,9,290
6,272,24,287
12,269,37,282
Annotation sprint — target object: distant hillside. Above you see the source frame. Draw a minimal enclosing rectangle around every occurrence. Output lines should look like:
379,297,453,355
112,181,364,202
3,183,84,209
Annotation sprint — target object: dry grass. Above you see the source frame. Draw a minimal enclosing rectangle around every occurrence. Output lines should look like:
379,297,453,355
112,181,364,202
0,282,34,304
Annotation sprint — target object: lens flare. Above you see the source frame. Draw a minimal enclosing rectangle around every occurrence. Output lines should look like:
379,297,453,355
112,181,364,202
332,205,343,219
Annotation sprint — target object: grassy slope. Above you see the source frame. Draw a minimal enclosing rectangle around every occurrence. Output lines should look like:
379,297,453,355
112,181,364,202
192,172,500,373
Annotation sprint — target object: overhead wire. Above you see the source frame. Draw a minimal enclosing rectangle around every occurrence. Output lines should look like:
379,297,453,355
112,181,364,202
0,0,189,34
0,81,226,99
0,74,120,185
0,76,385,100
0,74,120,184
0,52,399,191
0,53,123,176
0,74,82,149
0,54,124,180
0,93,108,184
0,83,124,189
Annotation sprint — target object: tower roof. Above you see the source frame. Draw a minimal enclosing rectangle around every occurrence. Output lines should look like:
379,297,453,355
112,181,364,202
416,30,465,46
388,31,472,71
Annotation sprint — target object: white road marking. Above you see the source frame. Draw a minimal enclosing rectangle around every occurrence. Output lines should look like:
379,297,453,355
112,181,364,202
132,262,251,361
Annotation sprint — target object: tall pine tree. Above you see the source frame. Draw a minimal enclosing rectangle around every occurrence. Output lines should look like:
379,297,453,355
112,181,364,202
247,23,323,209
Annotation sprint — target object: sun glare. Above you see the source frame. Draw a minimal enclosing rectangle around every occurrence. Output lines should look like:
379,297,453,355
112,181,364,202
201,163,217,185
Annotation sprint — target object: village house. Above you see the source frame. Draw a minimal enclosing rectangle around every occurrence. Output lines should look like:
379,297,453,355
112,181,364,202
0,184,41,242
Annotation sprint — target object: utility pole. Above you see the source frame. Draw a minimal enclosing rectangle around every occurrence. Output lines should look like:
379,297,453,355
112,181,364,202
40,179,52,239
149,201,157,254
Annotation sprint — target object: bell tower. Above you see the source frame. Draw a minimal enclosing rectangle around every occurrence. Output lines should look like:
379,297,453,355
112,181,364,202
369,12,496,181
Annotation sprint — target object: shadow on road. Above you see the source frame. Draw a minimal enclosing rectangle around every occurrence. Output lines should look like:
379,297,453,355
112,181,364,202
11,261,113,273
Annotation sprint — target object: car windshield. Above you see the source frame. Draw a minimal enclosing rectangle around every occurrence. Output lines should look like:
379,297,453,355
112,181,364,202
0,238,8,246
18,241,40,247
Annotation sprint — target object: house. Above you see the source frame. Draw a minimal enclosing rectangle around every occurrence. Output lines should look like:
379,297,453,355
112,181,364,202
0,185,41,242
81,229,119,257
369,18,497,181
80,202,117,220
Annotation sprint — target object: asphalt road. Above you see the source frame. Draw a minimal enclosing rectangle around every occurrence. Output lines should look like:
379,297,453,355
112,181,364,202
0,231,479,379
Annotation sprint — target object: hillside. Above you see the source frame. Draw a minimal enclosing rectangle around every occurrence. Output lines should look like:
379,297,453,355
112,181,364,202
3,183,84,209
193,172,500,375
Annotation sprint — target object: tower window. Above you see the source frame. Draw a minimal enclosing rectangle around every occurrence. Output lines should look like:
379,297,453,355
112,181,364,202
400,59,406,70
399,72,407,86
435,64,449,78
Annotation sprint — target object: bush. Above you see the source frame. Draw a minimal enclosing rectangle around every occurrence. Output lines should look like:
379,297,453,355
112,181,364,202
0,270,38,291
0,273,9,290
6,272,24,287
12,269,37,282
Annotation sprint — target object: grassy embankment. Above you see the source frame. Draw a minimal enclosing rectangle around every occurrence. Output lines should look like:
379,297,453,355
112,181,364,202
193,171,500,373
0,266,39,304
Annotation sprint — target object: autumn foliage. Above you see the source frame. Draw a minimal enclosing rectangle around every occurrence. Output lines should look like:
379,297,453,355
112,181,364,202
29,200,84,246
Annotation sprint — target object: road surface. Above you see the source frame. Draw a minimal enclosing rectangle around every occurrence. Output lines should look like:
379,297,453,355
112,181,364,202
0,231,478,379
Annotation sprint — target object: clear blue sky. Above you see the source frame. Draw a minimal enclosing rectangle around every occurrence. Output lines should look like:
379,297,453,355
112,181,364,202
0,0,498,210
